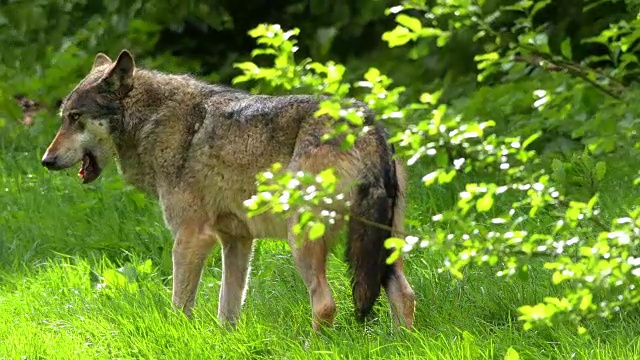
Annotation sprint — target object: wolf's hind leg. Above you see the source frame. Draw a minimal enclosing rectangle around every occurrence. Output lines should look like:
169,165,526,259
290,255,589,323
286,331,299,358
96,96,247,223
287,214,336,331
217,231,254,328
383,257,415,330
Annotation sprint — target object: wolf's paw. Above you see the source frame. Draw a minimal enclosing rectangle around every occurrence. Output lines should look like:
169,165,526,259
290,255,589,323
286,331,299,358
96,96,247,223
312,298,337,332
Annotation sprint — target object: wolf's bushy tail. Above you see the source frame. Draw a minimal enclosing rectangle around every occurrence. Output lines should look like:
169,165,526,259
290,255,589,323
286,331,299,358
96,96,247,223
346,154,406,321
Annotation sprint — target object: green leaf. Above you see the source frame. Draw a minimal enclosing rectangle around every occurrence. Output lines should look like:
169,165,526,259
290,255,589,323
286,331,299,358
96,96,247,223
531,33,550,53
502,1,533,12
396,14,422,33
579,292,593,311
382,26,414,47
384,237,405,250
341,133,356,151
364,67,381,82
474,51,500,62
137,259,153,274
561,38,573,60
234,61,259,72
436,151,449,168
248,24,269,38
308,222,326,240
419,91,441,105
476,193,494,212
102,269,128,289
418,28,446,38
232,75,252,84
438,170,457,184
594,161,606,182
530,0,552,19
386,249,400,264
522,132,541,149
504,347,520,360
587,194,599,211
552,271,564,285
298,211,313,229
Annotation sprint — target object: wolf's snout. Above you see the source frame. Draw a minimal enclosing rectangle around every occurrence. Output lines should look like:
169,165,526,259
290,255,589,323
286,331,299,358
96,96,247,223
41,154,60,170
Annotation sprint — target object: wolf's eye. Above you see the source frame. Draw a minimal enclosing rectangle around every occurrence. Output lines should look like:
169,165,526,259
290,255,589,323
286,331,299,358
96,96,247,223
69,112,81,122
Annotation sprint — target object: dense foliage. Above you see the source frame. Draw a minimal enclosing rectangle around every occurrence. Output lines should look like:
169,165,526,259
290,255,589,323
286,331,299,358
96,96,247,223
238,0,640,335
2,0,640,355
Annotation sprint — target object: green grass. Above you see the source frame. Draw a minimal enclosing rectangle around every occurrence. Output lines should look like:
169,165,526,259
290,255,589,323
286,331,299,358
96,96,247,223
1,120,640,359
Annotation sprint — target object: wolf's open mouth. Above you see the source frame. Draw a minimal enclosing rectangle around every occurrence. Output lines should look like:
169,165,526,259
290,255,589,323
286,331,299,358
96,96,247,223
78,151,101,184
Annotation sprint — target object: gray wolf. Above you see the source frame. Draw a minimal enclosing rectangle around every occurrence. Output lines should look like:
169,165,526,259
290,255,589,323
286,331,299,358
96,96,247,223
40,50,415,331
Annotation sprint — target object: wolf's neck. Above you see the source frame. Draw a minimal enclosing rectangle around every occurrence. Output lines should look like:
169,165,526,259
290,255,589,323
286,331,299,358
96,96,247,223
109,70,204,194
109,69,195,195
108,69,247,195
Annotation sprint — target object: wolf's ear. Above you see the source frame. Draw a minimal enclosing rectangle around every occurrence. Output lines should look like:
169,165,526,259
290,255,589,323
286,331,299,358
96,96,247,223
92,53,112,70
102,50,135,96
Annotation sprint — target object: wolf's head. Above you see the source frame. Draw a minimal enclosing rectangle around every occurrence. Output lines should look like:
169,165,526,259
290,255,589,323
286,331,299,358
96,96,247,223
41,50,135,183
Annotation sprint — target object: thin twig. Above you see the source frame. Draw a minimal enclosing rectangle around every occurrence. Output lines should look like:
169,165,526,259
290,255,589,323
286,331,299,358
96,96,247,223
350,214,558,260
514,51,624,101
350,215,406,236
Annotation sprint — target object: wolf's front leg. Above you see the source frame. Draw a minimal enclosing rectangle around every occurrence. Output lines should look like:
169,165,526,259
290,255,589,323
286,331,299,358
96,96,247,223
217,233,254,327
160,189,217,317
170,220,217,318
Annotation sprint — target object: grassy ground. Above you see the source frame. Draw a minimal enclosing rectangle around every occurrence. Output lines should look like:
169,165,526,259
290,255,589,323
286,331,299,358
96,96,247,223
1,120,640,359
